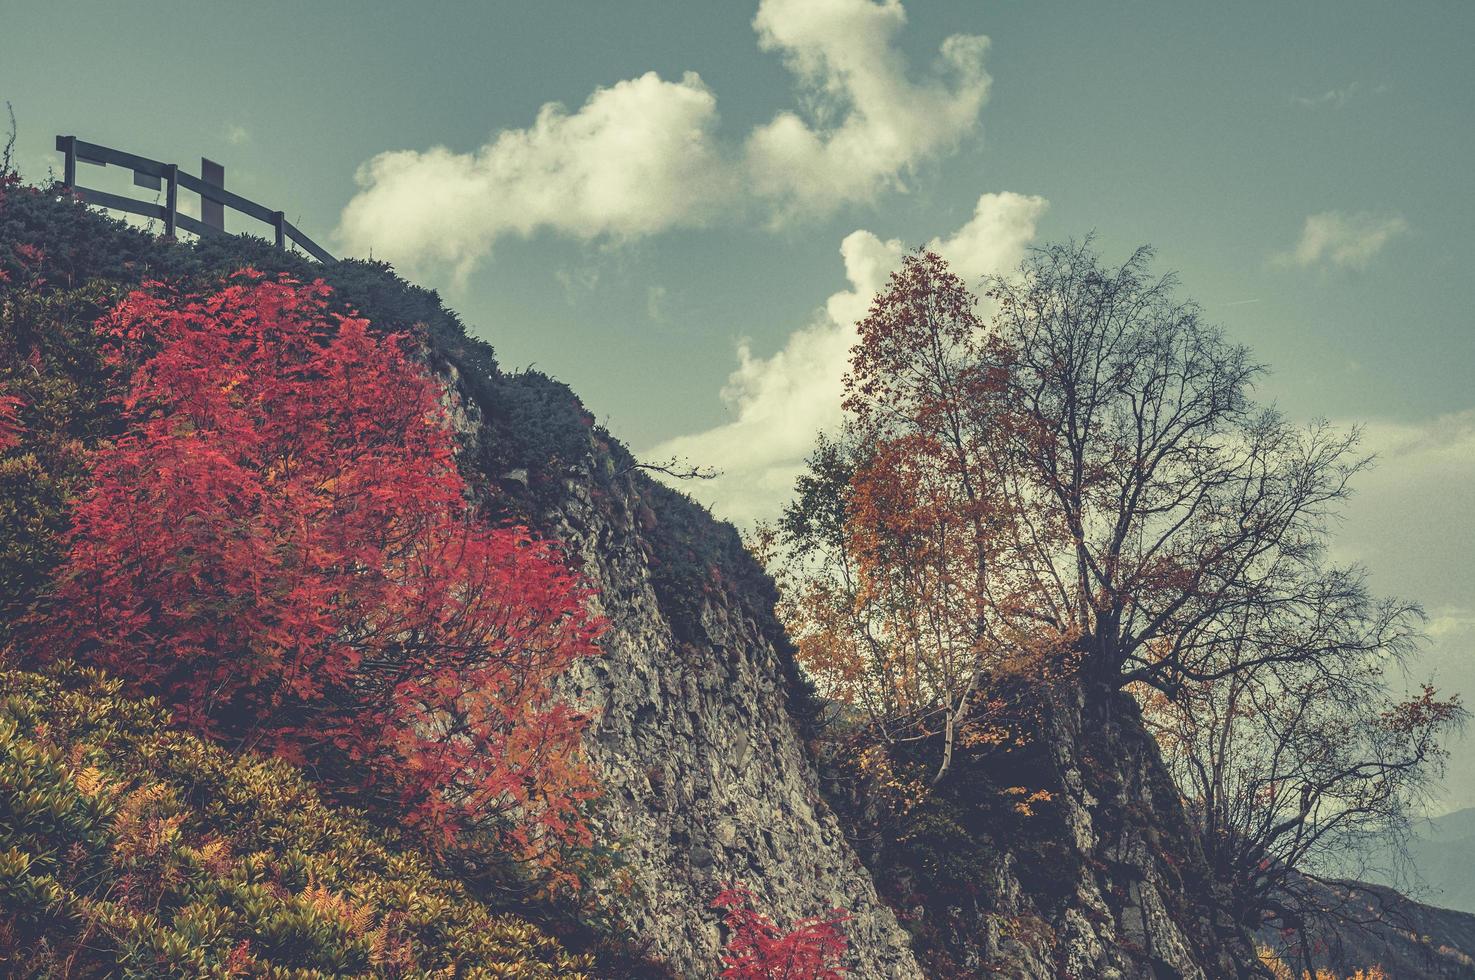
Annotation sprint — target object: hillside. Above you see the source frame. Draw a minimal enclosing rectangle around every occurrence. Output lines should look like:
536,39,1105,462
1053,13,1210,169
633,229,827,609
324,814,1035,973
1359,808,1475,916
1259,875,1475,978
1408,810,1475,914
0,666,592,976
0,180,914,977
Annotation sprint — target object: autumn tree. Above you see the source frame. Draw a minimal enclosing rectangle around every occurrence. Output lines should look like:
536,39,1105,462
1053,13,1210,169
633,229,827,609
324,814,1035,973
777,240,1459,933
30,272,603,879
779,250,1068,788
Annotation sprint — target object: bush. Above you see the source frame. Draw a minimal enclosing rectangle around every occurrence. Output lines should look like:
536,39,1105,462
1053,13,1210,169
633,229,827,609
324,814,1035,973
711,883,849,980
0,665,593,977
0,278,123,647
33,272,603,873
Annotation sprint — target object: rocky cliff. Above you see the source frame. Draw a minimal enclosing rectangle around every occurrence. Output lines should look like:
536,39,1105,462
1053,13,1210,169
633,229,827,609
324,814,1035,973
440,362,922,978
331,260,1265,980
1010,684,1257,979
0,183,919,978
822,679,1261,979
441,354,1261,979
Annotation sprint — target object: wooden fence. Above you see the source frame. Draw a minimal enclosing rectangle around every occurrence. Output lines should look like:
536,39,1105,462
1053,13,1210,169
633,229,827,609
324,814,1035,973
55,135,334,263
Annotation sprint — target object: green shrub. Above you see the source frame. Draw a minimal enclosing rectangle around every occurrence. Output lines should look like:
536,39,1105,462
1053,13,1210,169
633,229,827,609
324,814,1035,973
0,280,122,645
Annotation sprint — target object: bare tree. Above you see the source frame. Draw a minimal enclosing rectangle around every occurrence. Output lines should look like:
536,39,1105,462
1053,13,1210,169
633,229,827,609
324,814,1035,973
976,240,1381,696
982,239,1463,951
1141,608,1461,940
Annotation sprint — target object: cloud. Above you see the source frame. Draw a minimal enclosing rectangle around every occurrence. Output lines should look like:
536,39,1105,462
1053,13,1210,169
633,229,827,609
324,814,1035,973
554,264,602,304
1329,409,1475,808
645,191,1047,523
1333,409,1475,609
1291,83,1360,109
336,0,991,278
338,71,728,281
646,284,670,322
225,124,251,146
744,0,990,217
1275,210,1408,270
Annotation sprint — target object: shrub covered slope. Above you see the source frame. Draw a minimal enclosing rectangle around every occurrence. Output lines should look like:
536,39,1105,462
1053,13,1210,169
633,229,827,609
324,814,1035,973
0,665,591,977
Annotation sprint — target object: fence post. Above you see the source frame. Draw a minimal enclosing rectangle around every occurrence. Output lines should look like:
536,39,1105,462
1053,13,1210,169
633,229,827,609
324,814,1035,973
163,164,178,239
61,135,76,187
201,157,224,231
272,210,286,250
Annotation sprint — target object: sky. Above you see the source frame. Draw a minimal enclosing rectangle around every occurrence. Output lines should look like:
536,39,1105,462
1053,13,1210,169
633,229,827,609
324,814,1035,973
3,0,1473,809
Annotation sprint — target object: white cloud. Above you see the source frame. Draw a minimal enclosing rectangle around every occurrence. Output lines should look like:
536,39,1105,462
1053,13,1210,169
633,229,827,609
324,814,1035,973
646,284,670,322
336,0,992,278
645,191,1047,523
1330,409,1475,810
225,124,251,146
338,71,728,281
1291,83,1359,109
744,0,990,217
1276,210,1409,270
1333,410,1475,609
1428,608,1475,642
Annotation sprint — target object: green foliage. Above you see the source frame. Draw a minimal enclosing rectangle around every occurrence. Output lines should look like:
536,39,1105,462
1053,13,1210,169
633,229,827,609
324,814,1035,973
477,370,601,513
0,183,166,291
0,665,593,977
0,277,122,645
776,433,856,563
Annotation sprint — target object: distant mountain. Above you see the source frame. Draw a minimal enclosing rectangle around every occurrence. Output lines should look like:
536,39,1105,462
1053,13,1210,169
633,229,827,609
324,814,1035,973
1264,808,1475,977
1357,808,1475,916
1260,876,1475,978
1422,807,1475,843
1402,809,1475,915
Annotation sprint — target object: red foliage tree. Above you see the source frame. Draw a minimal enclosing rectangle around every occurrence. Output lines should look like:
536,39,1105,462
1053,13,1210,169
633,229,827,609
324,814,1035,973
713,883,850,980
37,271,603,870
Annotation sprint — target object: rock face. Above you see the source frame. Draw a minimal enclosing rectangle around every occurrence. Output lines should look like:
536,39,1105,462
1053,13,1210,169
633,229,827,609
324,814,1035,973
555,474,920,978
443,367,922,979
1032,683,1257,979
0,183,918,978
315,297,1266,980
828,680,1260,979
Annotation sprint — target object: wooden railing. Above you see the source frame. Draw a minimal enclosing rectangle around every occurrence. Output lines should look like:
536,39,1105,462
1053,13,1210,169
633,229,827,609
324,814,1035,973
55,135,334,263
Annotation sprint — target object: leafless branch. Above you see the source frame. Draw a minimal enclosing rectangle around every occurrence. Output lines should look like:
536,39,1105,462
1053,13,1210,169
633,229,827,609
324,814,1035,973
617,455,719,481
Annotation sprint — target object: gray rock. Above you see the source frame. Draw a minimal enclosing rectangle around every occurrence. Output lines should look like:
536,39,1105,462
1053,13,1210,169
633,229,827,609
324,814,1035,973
442,365,922,979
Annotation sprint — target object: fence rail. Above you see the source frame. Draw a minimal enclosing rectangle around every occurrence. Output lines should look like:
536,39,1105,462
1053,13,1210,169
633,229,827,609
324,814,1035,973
55,135,334,263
